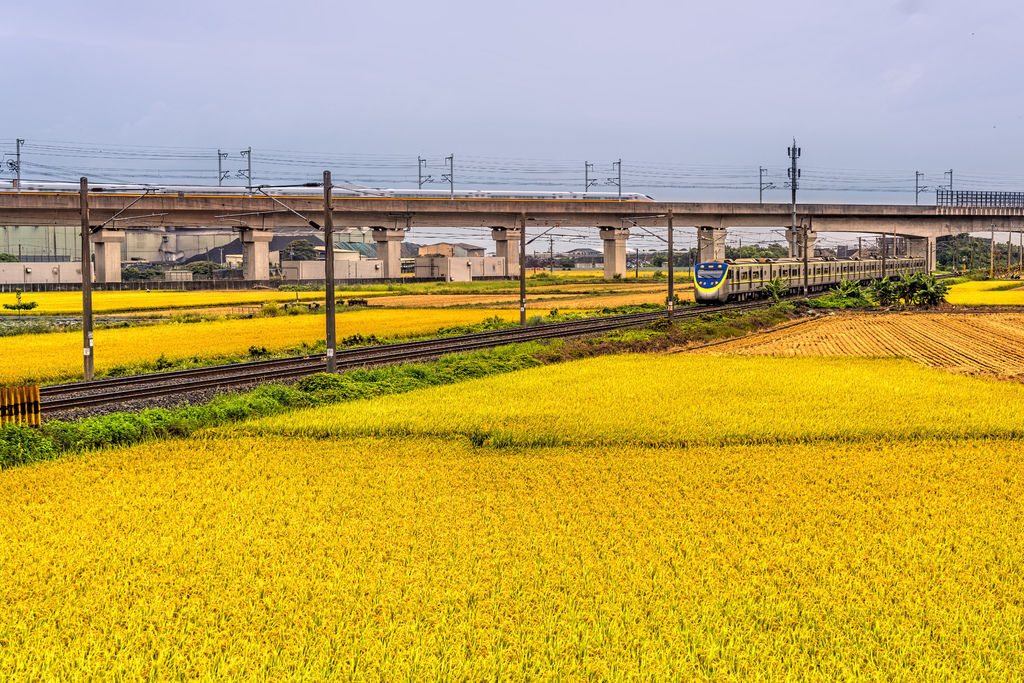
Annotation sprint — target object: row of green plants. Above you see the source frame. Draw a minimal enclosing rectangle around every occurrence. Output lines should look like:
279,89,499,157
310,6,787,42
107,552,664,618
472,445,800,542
761,272,949,309
0,344,546,470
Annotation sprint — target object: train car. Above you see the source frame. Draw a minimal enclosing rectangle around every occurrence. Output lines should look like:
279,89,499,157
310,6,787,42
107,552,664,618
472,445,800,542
693,256,928,304
0,180,653,202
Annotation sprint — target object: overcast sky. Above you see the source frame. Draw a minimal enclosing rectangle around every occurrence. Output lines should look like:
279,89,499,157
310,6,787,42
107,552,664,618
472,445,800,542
3,0,1022,247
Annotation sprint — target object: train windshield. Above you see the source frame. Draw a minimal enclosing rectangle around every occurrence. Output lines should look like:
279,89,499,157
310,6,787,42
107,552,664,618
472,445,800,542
696,265,725,280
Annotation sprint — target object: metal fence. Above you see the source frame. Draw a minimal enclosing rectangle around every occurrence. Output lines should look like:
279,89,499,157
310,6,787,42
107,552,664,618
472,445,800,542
936,189,1024,207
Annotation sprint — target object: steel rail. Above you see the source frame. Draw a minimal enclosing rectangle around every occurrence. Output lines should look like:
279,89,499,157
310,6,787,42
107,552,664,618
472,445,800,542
40,302,768,413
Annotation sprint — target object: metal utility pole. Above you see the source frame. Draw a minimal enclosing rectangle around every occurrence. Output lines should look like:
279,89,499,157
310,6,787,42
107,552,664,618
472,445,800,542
1019,230,1023,274
79,178,94,381
14,138,24,192
443,154,454,199
915,171,926,205
417,157,432,189
611,159,622,201
944,169,954,192
635,247,640,279
803,224,810,294
519,213,527,325
787,139,805,294
666,210,674,320
549,235,554,273
217,149,229,185
880,234,886,279
240,147,252,190
990,227,995,279
584,162,597,192
1008,232,1013,275
323,171,336,373
858,236,863,258
759,166,775,203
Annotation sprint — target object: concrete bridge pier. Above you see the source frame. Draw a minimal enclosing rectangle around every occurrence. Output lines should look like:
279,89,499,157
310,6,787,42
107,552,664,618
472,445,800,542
697,226,726,262
491,227,521,276
93,229,126,283
241,228,273,281
907,235,937,271
372,227,406,278
785,227,818,259
599,227,630,278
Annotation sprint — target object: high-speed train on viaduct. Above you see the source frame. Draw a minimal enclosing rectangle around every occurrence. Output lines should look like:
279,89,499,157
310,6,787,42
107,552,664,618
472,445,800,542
693,256,928,304
0,180,654,202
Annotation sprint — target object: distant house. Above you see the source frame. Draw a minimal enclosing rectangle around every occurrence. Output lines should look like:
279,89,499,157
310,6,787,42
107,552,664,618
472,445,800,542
185,232,380,266
566,247,602,267
418,242,486,258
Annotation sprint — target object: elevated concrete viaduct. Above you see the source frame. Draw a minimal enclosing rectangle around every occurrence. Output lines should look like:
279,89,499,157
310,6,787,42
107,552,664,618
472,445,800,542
3,190,1024,281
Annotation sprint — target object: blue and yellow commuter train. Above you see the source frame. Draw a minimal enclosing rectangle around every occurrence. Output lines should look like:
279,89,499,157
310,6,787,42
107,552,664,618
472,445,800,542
693,256,928,304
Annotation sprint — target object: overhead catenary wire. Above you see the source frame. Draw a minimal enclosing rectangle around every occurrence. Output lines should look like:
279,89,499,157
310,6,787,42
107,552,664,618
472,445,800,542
7,137,1024,204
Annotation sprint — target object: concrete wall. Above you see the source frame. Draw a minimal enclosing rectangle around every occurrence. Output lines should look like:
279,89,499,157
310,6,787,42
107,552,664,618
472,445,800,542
0,261,83,284
0,226,236,263
413,256,505,282
280,259,384,280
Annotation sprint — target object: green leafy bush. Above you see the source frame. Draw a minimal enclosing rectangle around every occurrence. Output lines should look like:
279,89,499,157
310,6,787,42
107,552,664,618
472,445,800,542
809,280,874,309
870,277,899,306
760,277,788,303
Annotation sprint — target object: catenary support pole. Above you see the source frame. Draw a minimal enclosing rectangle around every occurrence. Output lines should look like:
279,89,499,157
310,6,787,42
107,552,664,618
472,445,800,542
880,234,886,279
802,225,809,296
666,210,674,321
519,213,527,325
79,177,94,381
990,228,995,279
15,139,24,192
323,170,337,373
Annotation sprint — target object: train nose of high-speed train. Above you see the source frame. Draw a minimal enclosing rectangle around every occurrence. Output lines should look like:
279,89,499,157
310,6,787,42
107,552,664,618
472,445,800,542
693,262,730,304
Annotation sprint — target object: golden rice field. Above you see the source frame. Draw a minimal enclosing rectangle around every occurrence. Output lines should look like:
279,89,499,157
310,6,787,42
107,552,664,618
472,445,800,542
244,354,1024,446
2,353,1024,677
0,308,519,385
365,288,691,309
947,279,1024,306
1,280,689,316
0,289,328,315
700,312,1024,381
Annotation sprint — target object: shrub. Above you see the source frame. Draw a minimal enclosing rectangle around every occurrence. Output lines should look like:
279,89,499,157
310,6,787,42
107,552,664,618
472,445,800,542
760,277,788,303
870,277,899,306
809,280,873,309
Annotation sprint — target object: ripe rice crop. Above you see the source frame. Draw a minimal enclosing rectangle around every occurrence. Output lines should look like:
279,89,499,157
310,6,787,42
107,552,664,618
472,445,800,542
242,354,1024,447
700,312,1024,381
0,282,693,316
366,285,692,309
0,289,326,315
947,280,1024,306
0,308,519,385
6,324,1024,676
2,391,1023,676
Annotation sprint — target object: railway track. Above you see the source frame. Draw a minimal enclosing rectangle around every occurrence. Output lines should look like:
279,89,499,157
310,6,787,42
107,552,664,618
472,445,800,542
40,301,770,413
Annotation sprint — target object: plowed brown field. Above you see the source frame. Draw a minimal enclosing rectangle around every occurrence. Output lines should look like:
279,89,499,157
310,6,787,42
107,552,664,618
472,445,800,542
697,312,1024,381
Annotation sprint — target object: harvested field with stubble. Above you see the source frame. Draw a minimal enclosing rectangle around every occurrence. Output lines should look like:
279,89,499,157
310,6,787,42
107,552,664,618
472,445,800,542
698,312,1024,381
